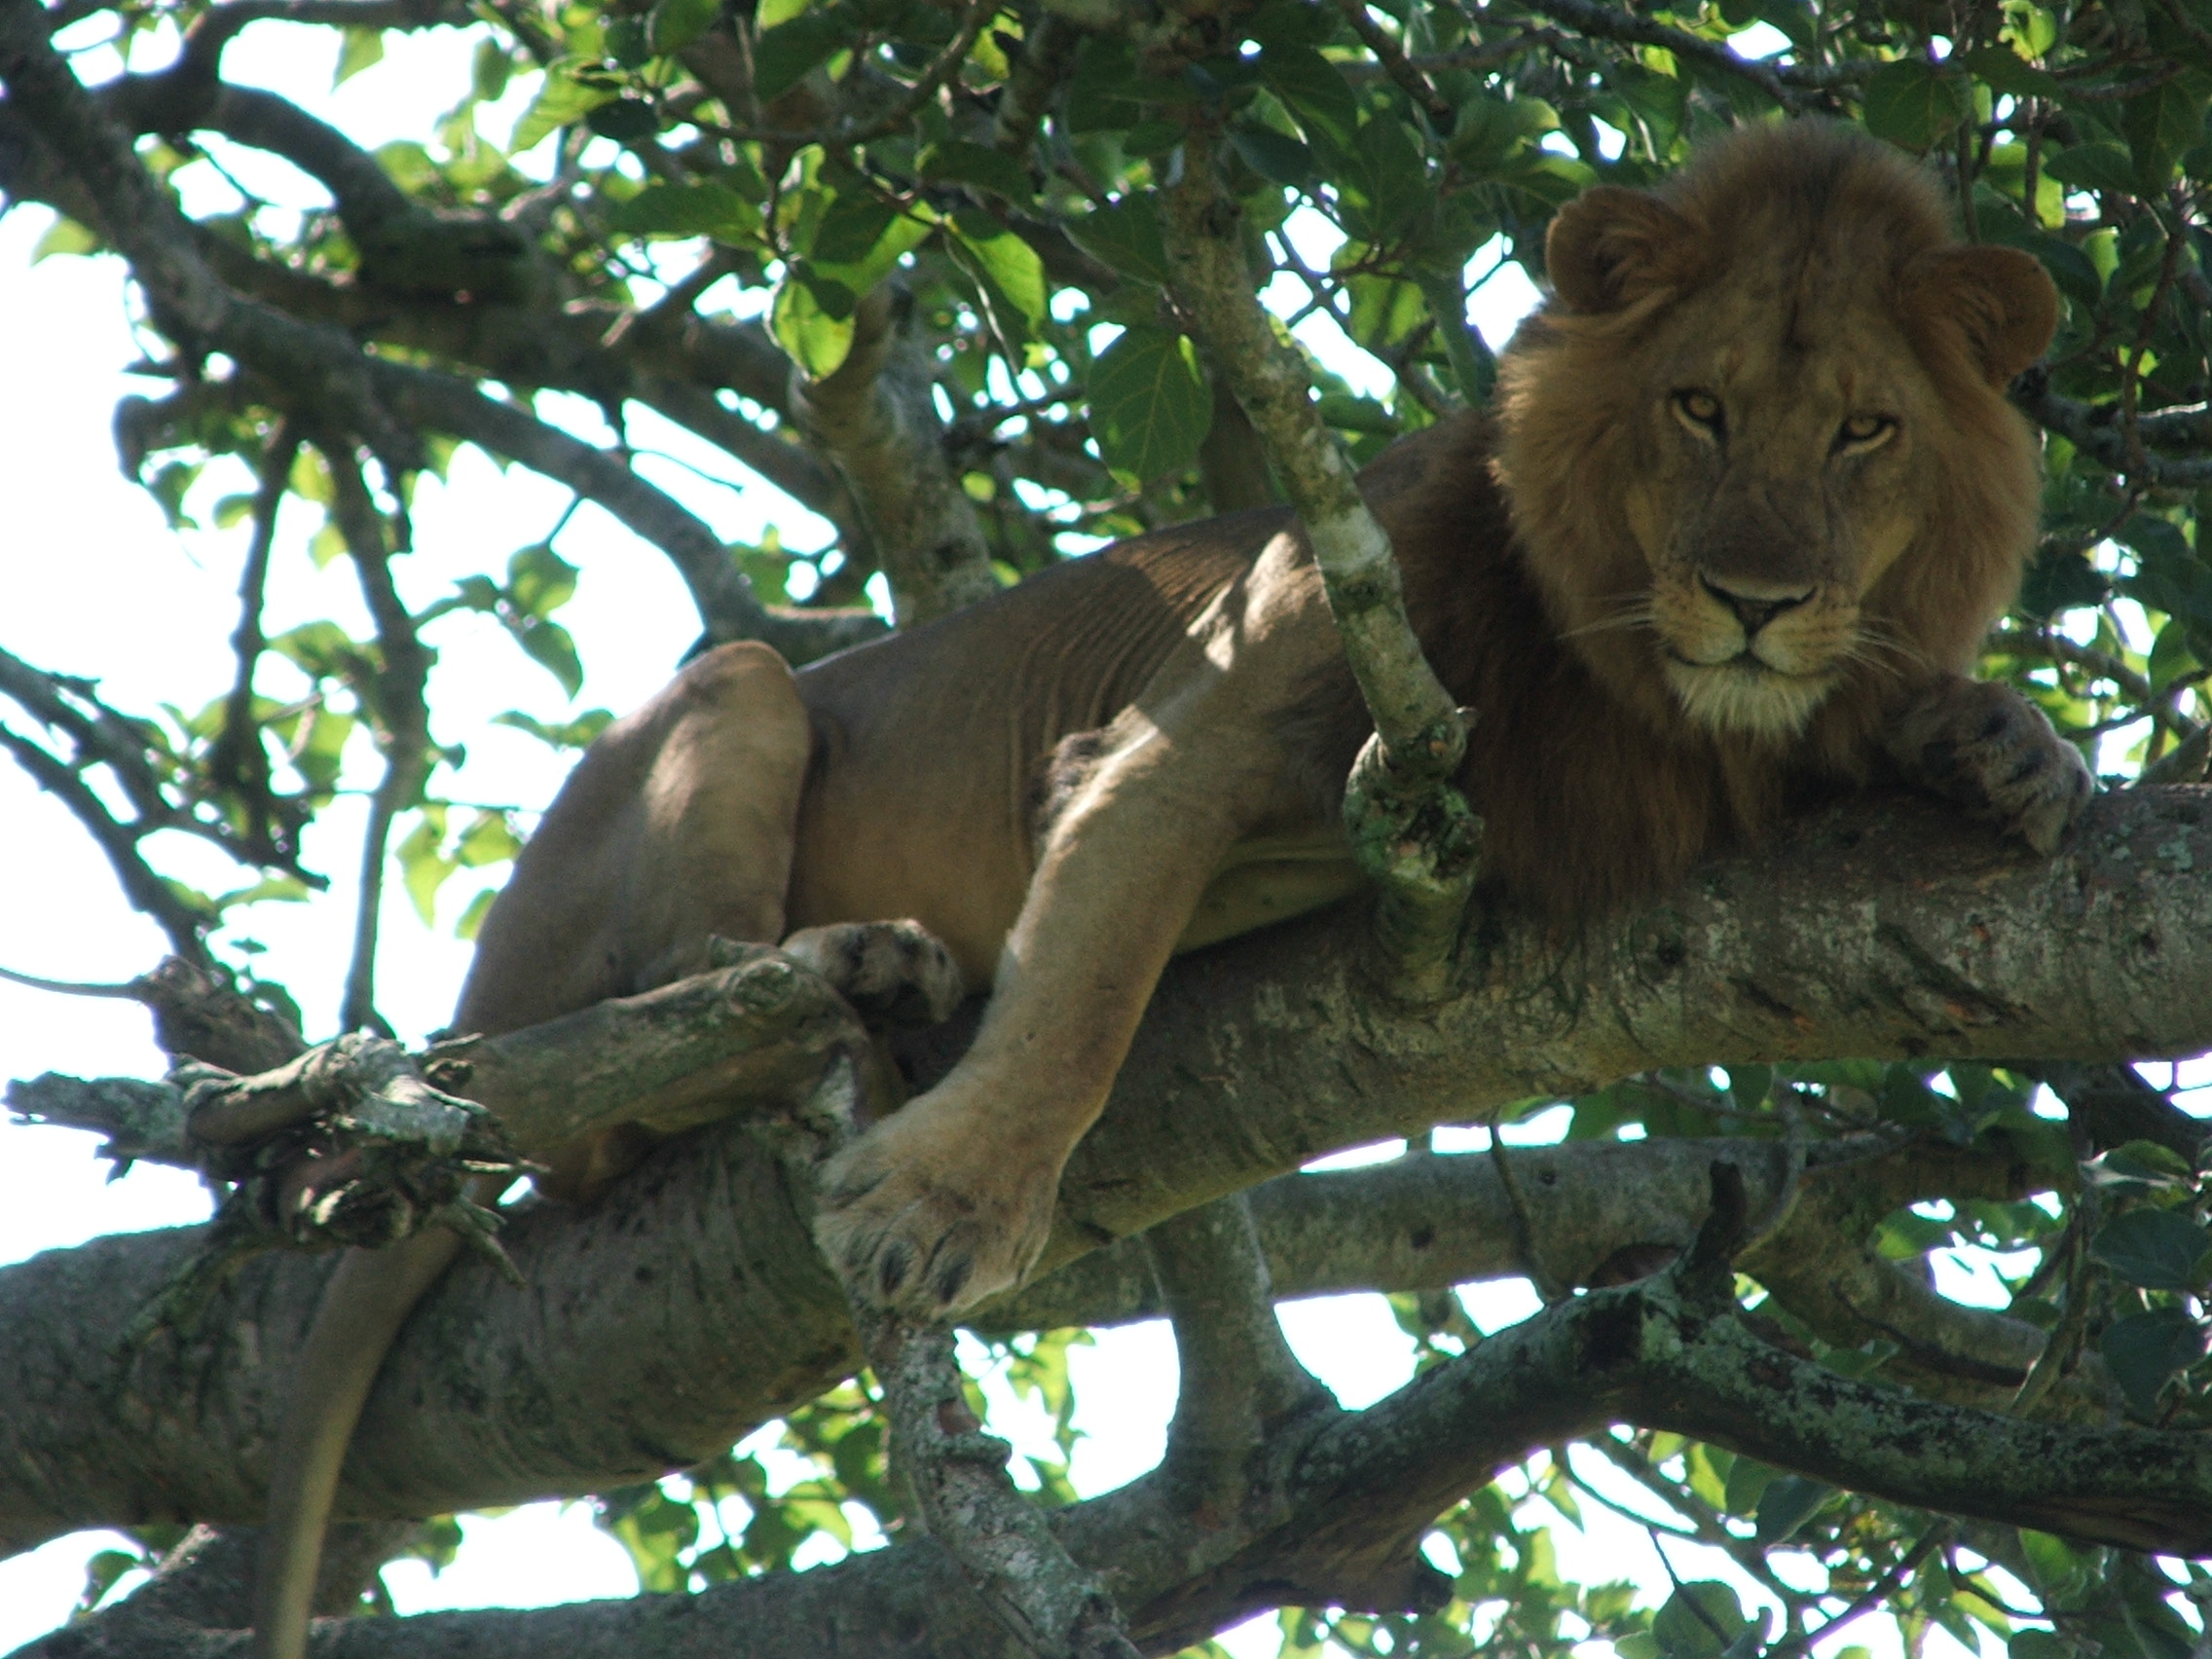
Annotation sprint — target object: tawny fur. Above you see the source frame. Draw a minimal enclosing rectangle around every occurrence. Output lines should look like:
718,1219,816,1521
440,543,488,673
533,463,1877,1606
252,122,2088,1659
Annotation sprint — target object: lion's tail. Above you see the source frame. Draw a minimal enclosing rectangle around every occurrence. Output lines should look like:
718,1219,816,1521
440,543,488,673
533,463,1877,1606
253,1229,465,1659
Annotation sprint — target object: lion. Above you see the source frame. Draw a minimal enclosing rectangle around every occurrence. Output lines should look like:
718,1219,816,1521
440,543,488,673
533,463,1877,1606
252,121,2086,1658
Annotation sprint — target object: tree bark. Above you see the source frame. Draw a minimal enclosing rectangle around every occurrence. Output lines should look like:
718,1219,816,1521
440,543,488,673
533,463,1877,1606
2,786,2206,1558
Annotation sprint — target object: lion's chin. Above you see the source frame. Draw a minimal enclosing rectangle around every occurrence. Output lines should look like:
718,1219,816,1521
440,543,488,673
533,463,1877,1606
1664,656,1836,740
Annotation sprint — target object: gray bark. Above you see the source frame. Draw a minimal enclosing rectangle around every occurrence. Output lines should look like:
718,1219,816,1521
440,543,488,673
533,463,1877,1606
2,787,2207,1561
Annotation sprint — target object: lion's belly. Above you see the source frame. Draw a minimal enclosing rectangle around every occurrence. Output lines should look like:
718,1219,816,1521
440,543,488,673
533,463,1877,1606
1180,830,1362,952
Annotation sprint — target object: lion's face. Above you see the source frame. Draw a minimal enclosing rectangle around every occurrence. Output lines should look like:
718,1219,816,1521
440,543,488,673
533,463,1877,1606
1494,125,2056,747
1614,278,1946,739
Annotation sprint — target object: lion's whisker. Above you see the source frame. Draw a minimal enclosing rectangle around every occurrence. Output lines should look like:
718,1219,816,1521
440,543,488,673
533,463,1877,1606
1559,605,1656,642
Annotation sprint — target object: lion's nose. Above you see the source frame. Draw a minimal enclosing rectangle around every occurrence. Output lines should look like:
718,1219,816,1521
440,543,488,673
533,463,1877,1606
1699,574,1814,638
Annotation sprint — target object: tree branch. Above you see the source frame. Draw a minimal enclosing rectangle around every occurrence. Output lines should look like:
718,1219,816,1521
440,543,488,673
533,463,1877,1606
790,284,1000,625
2014,369,2212,487
5,789,2210,1559
363,358,883,661
1160,115,1478,990
0,0,420,471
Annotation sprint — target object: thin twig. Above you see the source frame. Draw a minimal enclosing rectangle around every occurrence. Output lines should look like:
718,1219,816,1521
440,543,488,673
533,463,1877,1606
207,419,303,866
1332,0,1456,125
319,438,433,1035
1765,1523,1950,1659
0,962,140,998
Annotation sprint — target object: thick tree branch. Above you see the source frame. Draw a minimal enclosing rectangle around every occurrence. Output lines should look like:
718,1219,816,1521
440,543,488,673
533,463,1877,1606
4,789,2210,1560
1497,0,1844,108
0,0,419,470
2015,369,2212,486
791,285,1000,625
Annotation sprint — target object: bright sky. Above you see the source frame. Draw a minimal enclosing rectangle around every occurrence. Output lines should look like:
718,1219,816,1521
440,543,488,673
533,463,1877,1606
0,18,2021,1659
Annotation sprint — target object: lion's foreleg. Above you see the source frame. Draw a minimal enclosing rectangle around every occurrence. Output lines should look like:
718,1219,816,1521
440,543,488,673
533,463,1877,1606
1884,673,2093,854
815,704,1282,1317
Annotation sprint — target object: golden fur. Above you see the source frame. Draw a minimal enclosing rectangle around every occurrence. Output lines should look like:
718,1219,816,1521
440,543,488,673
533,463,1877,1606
253,122,2087,1659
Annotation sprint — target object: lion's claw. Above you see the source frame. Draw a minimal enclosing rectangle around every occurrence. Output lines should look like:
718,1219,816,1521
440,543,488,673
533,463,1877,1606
1887,677,2092,854
814,1097,1059,1319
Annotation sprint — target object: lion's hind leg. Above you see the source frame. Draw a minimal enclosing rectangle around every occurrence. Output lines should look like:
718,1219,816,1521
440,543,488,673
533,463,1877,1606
456,640,814,1035
782,920,966,1030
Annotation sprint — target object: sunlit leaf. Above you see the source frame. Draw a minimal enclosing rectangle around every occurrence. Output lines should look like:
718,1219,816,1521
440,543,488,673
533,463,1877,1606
771,269,858,379
947,214,1048,326
333,26,384,88
510,60,615,154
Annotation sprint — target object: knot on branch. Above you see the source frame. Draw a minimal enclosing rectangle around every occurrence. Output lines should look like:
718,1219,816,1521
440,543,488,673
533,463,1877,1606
127,1035,537,1341
1343,712,1485,996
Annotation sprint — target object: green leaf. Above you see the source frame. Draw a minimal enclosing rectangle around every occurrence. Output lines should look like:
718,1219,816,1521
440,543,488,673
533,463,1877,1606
808,192,893,266
455,810,524,867
1957,45,2061,99
333,26,385,89
809,204,934,297
1260,44,1360,156
472,37,513,101
511,617,583,696
586,98,661,142
1242,0,1339,48
1065,198,1171,286
494,709,614,750
2042,142,2141,201
1652,1583,1750,1659
507,543,578,619
1722,1455,1777,1517
2099,1306,2209,1414
606,181,762,241
511,60,615,154
917,139,1034,203
1064,36,1146,134
947,215,1048,326
1337,117,1428,243
2090,1207,2212,1289
1229,121,1314,184
1088,326,1211,485
754,11,844,102
2121,72,2212,191
771,269,857,378
1862,58,1966,151
76,1548,142,1614
1754,1475,1832,1543
30,215,100,261
647,0,721,55
455,888,498,942
396,814,455,925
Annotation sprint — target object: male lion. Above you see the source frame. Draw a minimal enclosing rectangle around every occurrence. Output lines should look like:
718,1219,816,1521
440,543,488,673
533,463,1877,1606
254,121,2087,1658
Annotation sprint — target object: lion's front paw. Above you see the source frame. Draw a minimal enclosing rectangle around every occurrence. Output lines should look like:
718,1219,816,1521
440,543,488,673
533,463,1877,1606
814,1100,1058,1317
1886,678,2093,854
781,920,965,1030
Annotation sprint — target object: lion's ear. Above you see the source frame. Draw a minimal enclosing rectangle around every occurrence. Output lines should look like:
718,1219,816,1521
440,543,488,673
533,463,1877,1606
1544,187,1706,313
1900,244,2059,386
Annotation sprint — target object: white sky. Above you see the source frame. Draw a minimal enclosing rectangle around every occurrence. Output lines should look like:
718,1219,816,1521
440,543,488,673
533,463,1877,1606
0,18,2033,1659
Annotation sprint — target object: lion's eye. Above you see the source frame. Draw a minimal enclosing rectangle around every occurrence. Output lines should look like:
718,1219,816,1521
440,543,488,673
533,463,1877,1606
1835,414,1897,453
1673,390,1725,442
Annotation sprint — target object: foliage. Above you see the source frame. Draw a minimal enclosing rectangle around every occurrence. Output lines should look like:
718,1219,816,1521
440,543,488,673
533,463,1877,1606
5,0,2212,1653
